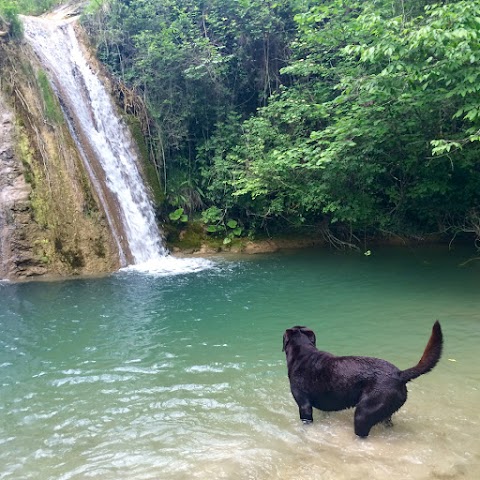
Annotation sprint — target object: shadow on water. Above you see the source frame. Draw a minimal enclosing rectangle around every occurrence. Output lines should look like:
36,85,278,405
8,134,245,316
0,246,479,479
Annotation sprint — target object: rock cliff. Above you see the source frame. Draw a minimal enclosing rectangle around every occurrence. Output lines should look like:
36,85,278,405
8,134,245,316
0,91,44,278
0,41,120,280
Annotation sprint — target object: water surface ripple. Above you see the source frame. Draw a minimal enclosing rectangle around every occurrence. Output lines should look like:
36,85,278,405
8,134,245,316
1,247,479,479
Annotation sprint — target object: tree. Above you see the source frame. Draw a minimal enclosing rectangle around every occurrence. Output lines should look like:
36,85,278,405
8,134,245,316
216,0,480,243
84,0,297,214
85,0,480,246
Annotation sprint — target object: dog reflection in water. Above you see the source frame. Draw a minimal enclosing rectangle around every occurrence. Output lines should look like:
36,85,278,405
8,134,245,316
282,322,443,437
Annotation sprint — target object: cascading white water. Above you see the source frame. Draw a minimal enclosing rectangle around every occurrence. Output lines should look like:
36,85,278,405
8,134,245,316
22,14,167,266
21,13,213,275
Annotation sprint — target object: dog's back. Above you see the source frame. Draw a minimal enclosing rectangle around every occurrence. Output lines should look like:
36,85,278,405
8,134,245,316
290,351,405,411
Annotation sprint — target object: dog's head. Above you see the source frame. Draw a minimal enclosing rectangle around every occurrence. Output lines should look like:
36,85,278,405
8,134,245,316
282,326,317,352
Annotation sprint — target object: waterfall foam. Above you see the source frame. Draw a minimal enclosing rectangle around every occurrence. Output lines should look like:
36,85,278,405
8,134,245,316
22,14,213,275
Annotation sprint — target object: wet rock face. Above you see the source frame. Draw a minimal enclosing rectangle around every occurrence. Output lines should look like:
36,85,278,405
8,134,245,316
0,93,47,279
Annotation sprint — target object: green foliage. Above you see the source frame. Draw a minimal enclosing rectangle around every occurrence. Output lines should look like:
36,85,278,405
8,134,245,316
201,206,223,225
84,0,105,15
0,0,62,16
0,1,22,38
168,207,188,223
84,0,297,216
200,206,242,244
85,0,480,245
222,0,480,238
0,0,65,38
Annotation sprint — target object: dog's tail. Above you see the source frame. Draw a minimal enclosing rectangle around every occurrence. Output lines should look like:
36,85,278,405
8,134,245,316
400,321,443,384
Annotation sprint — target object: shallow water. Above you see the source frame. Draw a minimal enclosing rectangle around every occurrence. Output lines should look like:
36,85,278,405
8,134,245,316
1,246,479,479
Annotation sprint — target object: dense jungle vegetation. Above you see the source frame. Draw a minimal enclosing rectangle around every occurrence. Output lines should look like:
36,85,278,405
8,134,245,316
2,0,480,248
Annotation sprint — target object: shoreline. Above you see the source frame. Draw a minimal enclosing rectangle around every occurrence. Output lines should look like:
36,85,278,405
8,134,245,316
2,234,477,283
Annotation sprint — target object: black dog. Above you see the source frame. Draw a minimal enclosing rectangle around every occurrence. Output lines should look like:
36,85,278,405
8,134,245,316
282,322,443,437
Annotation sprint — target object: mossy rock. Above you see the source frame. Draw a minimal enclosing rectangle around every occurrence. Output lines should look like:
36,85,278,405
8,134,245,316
168,221,205,250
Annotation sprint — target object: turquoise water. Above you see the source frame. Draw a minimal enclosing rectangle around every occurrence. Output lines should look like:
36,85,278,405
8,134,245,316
1,247,479,479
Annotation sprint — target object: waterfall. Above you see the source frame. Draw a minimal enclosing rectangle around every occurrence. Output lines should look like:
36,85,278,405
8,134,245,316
22,14,168,267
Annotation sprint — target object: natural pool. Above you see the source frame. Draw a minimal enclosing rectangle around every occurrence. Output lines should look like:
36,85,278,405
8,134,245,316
1,246,479,479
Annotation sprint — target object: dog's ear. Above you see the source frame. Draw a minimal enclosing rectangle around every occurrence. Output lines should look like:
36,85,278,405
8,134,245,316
302,327,316,347
282,328,294,352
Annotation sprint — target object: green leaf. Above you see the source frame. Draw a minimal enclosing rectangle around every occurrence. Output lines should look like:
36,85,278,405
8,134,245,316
169,208,184,221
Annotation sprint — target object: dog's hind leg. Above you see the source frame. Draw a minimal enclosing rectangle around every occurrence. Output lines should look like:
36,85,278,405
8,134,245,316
354,389,406,437
354,405,375,437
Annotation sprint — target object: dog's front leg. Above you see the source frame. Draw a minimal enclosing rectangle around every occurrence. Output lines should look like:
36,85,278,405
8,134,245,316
299,405,313,424
291,389,313,423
